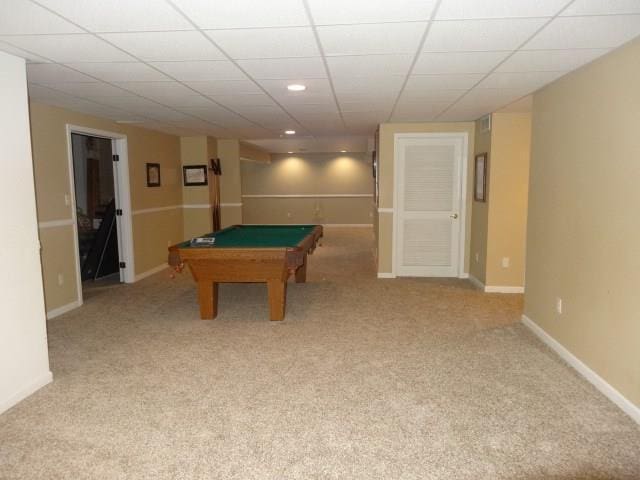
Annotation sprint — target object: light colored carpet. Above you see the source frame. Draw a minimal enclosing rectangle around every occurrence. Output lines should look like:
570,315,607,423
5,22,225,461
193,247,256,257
1,228,638,479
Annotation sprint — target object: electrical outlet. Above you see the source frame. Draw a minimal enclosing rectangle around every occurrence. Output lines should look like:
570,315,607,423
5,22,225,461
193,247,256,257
287,212,292,218
167,240,172,246
64,194,71,206
57,273,64,286
475,252,479,263
556,297,563,314
502,257,510,268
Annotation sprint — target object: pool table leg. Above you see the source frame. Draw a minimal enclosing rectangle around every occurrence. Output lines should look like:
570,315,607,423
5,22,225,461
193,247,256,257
294,254,308,283
267,279,286,321
198,281,218,319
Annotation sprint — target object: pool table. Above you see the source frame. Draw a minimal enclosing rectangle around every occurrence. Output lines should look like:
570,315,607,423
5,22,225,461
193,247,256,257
168,224,323,321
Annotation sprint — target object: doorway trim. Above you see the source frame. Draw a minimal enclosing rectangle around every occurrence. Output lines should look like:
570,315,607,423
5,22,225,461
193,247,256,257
391,132,468,278
65,124,135,308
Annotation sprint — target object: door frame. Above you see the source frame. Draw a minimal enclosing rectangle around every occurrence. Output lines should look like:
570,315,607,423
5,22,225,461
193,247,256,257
65,124,135,307
392,132,468,278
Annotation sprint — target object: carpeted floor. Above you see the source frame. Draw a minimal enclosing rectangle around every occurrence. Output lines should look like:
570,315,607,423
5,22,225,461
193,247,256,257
1,228,638,479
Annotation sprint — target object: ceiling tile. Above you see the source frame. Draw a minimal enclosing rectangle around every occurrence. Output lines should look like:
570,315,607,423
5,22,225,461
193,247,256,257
561,0,640,16
101,31,224,61
177,106,255,128
0,41,51,63
332,76,405,97
0,0,82,34
0,34,134,62
343,111,389,124
476,71,565,90
335,91,398,105
326,54,413,77
237,57,327,79
496,48,611,72
186,80,262,95
257,78,333,99
28,83,75,101
157,95,223,108
38,81,132,97
524,15,640,50
391,102,451,121
113,81,194,100
308,0,437,24
139,106,192,122
27,64,95,83
404,73,484,92
318,22,427,56
65,62,171,82
340,100,395,112
398,89,466,103
232,126,281,138
285,102,339,115
209,93,277,108
36,0,192,32
205,27,320,59
436,0,568,19
170,0,309,29
424,18,547,52
413,51,509,74
150,60,246,81
92,95,164,112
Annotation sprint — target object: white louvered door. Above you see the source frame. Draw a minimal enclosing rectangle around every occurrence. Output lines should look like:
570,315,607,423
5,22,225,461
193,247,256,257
396,135,464,277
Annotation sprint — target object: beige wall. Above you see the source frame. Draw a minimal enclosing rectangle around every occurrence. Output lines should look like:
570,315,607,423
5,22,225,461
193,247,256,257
469,120,492,283
180,136,213,238
241,152,373,225
29,102,183,313
470,113,531,287
239,141,270,163
486,112,531,287
525,38,640,407
376,122,475,274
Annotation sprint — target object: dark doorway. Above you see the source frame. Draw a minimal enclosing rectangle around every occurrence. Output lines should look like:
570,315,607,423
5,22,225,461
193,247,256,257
71,133,121,285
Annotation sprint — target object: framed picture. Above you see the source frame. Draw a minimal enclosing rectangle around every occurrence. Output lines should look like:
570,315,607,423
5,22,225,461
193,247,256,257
146,163,161,187
183,165,208,186
474,153,488,202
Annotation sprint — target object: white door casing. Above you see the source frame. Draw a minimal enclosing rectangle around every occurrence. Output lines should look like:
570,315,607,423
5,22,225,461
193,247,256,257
65,125,135,309
393,133,467,277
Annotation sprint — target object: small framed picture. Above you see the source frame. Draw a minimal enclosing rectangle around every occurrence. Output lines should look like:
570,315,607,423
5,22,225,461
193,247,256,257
474,153,488,202
146,163,161,187
183,165,208,186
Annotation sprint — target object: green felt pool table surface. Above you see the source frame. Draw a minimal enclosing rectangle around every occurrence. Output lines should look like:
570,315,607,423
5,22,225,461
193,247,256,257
178,224,319,249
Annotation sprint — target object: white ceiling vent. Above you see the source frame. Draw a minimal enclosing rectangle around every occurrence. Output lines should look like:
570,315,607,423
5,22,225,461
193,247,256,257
479,114,492,133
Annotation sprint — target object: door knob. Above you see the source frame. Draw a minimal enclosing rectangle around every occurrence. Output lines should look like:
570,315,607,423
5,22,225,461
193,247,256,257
450,213,458,219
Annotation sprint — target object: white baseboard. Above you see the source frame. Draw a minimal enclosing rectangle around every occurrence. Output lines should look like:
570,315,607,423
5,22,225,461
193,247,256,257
468,274,485,290
134,263,169,282
458,272,469,279
377,272,395,278
467,274,524,293
323,224,373,227
46,299,81,319
485,285,525,293
522,314,640,425
0,371,53,415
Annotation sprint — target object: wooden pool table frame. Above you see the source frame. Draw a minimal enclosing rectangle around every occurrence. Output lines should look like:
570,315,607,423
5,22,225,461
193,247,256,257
168,225,323,321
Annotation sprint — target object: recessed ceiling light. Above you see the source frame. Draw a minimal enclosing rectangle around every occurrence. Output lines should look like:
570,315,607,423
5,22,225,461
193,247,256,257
287,84,306,92
287,151,293,154
340,150,347,153
284,130,296,135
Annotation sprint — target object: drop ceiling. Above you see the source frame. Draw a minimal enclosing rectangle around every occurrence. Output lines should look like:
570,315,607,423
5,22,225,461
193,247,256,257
1,0,639,152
